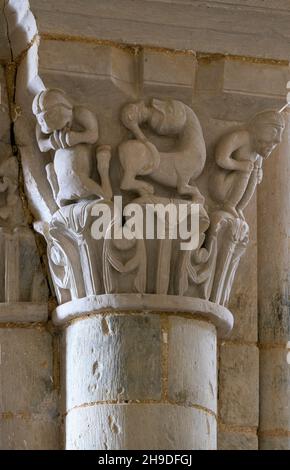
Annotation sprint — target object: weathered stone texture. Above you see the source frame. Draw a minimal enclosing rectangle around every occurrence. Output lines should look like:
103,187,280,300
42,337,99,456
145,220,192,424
0,327,59,449
259,435,290,450
63,314,162,409
27,0,290,60
219,343,259,427
218,430,258,450
2,0,290,452
168,316,217,413
63,313,217,450
259,348,290,432
66,403,216,450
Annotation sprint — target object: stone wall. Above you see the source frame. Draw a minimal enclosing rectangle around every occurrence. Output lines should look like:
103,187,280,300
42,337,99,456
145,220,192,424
0,1,59,448
0,0,290,450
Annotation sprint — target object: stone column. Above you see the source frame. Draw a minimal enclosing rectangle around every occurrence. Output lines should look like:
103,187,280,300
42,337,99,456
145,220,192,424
21,83,284,450
7,1,288,450
257,110,290,450
193,57,289,450
54,295,232,450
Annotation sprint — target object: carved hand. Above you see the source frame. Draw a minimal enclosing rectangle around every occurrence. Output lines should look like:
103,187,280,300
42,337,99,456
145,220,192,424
65,130,80,147
49,129,70,150
238,161,254,172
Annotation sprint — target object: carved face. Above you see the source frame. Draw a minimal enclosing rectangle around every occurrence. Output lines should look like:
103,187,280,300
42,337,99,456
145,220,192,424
149,99,187,135
253,124,284,158
36,104,73,134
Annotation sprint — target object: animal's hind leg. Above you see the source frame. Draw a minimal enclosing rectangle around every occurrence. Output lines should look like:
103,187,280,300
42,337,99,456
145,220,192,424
121,168,154,196
119,140,155,196
177,175,204,204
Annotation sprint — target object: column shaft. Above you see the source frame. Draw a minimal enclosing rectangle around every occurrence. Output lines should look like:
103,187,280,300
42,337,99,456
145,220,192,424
62,312,217,450
257,111,290,449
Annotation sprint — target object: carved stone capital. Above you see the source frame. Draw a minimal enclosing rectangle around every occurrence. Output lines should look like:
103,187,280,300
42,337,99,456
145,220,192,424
27,84,285,334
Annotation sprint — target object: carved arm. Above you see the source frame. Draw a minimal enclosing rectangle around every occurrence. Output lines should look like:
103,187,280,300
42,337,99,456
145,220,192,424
36,123,57,152
215,130,251,172
65,106,99,146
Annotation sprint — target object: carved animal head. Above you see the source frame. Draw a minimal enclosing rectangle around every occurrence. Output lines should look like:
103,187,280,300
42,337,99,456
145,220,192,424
121,102,141,127
148,98,187,135
120,101,149,138
249,110,285,159
32,89,73,134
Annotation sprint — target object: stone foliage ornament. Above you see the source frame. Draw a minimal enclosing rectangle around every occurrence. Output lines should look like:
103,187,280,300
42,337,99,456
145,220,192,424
0,143,48,304
32,90,285,309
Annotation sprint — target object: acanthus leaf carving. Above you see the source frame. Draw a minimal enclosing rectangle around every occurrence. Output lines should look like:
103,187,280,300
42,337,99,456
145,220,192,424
103,233,147,295
30,89,285,315
0,141,48,305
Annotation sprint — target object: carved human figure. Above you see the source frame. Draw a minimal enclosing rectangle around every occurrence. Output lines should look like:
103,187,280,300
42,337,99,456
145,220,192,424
32,88,112,207
210,110,285,219
119,98,206,202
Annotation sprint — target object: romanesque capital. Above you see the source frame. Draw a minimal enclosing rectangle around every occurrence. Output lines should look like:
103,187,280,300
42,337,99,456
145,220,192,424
28,87,285,330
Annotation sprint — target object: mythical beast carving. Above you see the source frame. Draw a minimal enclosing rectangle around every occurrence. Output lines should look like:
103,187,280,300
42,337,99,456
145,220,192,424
119,98,206,203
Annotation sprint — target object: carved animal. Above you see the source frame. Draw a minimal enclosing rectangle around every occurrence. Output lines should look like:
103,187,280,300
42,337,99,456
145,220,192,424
118,98,206,201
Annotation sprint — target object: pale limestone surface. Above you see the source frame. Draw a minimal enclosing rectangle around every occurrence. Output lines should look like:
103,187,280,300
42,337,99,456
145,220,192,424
0,0,10,62
259,349,290,431
218,431,258,451
18,16,289,450
28,79,279,314
219,343,259,427
62,313,217,449
0,66,10,145
0,66,48,305
0,328,59,449
0,302,47,322
168,316,217,413
257,112,290,449
0,12,56,450
1,0,290,451
54,294,233,336
259,436,290,451
218,195,259,450
227,196,258,343
0,416,59,450
63,314,163,409
66,403,216,450
25,0,290,60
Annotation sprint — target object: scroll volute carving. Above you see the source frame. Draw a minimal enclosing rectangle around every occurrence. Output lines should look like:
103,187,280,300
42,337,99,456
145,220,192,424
31,88,285,308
